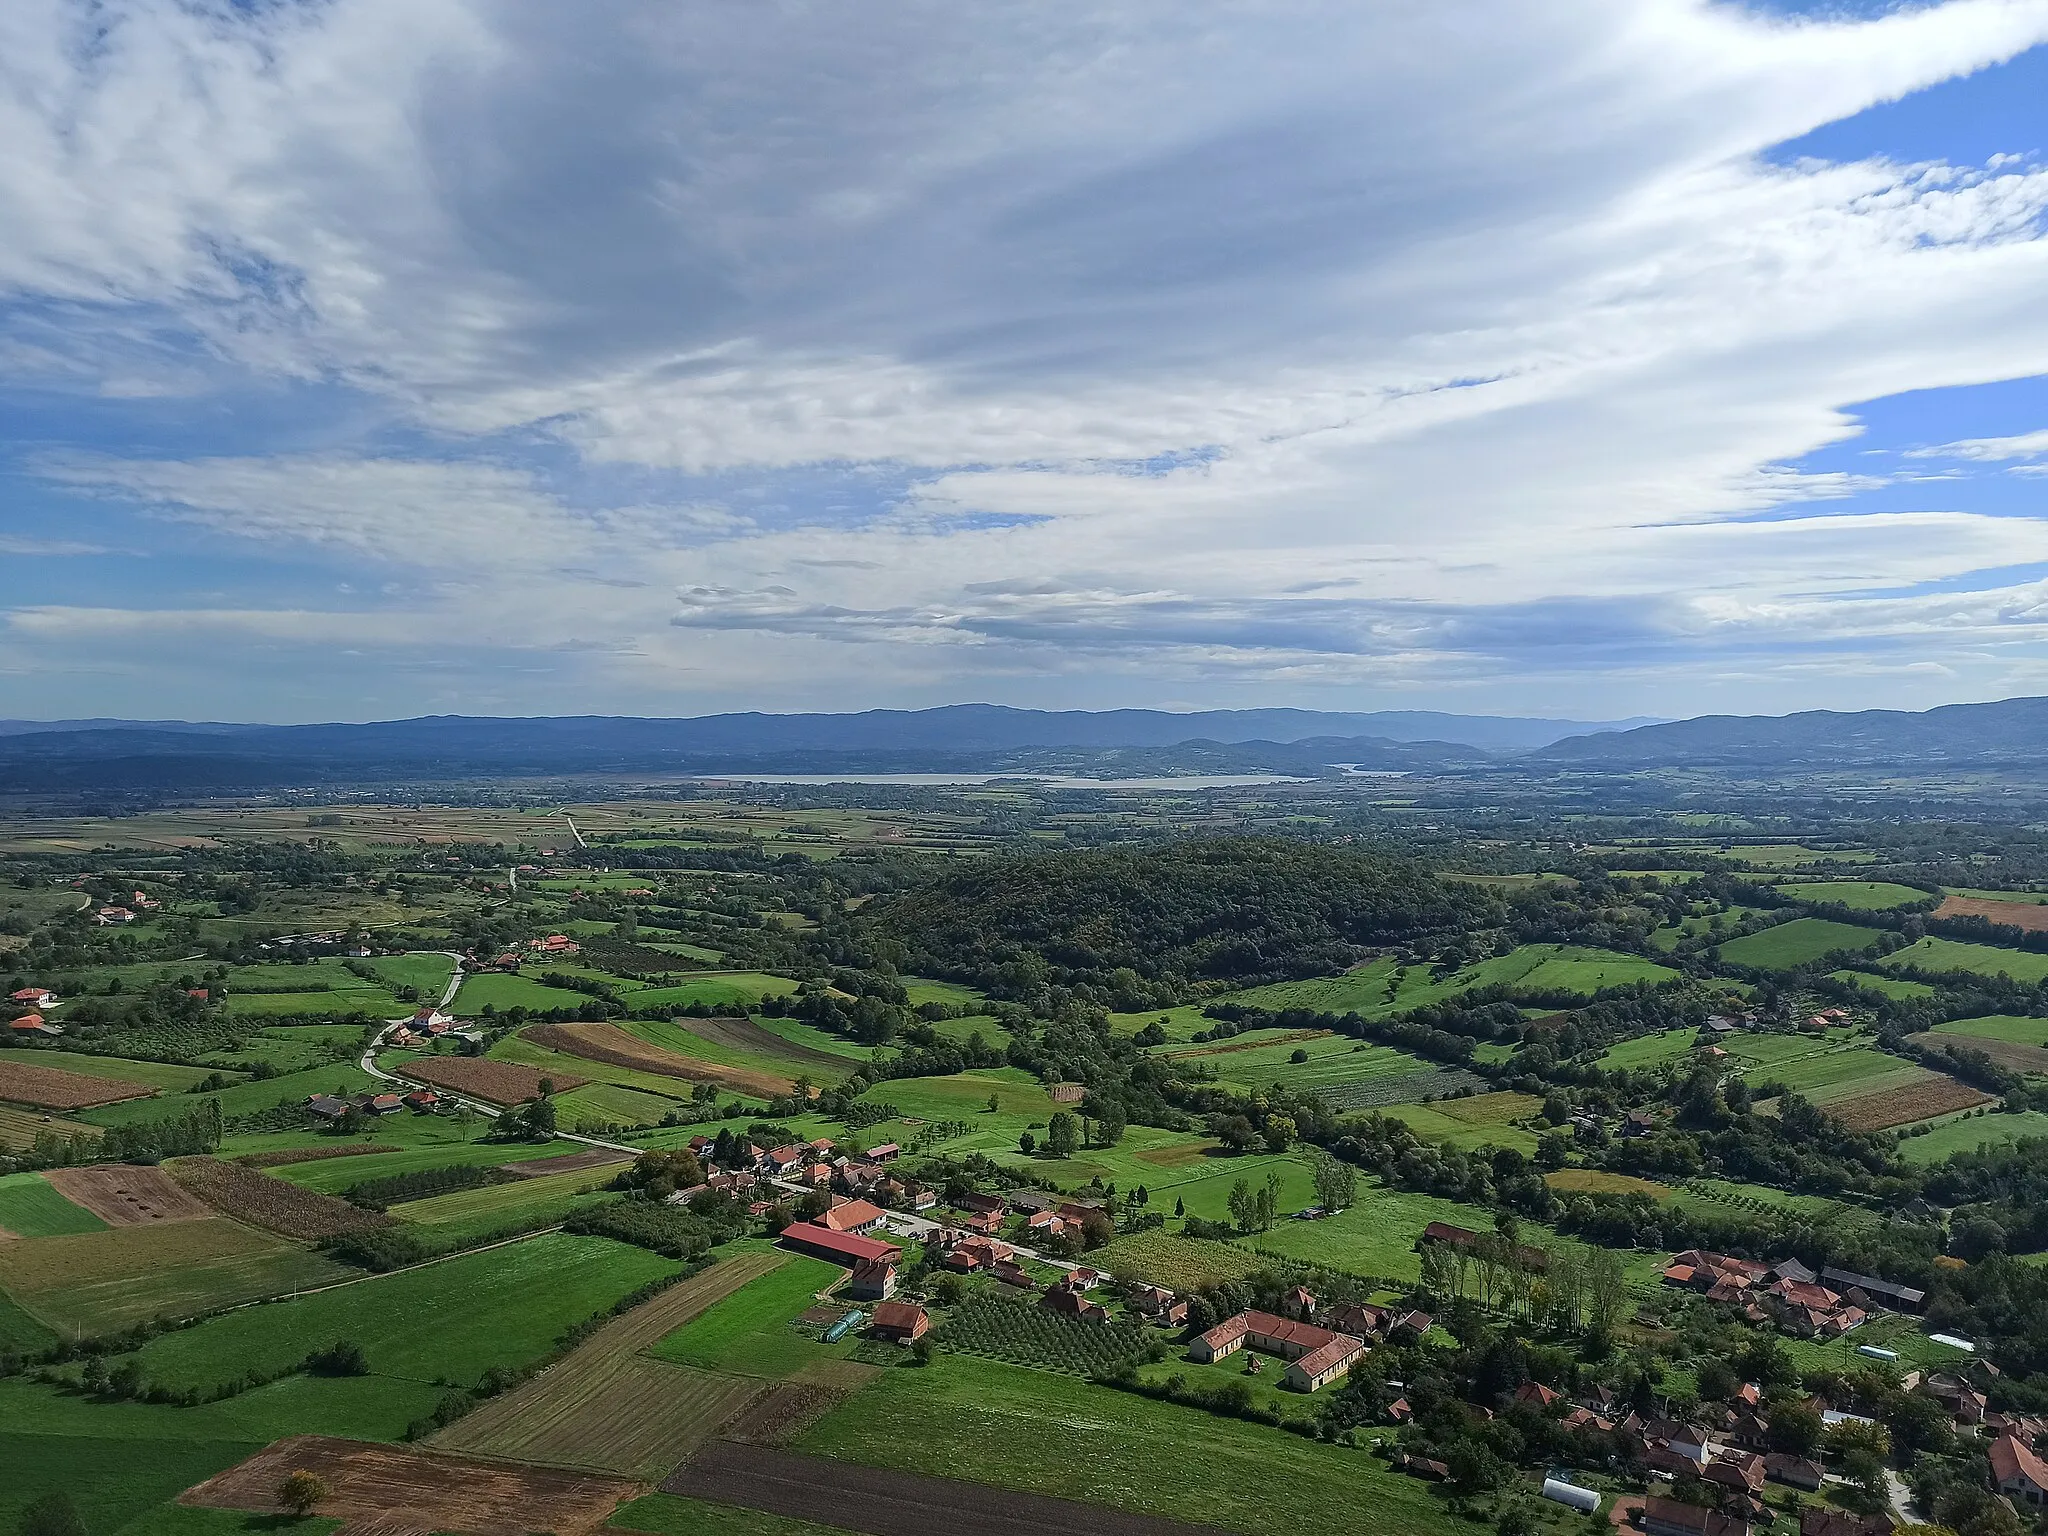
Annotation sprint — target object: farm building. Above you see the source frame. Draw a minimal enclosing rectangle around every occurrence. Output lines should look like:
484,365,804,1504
1642,1495,1749,1536
1763,1455,1823,1491
402,1089,442,1112
845,1258,898,1301
10,987,56,1007
869,1301,928,1342
306,1094,350,1121
1042,1285,1110,1323
1819,1266,1925,1313
1188,1309,1366,1389
780,1222,901,1269
1798,1514,1894,1536
816,1198,887,1234
10,1014,61,1037
1284,1335,1364,1392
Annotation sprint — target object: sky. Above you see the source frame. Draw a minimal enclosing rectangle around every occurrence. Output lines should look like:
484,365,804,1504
5,1,2048,725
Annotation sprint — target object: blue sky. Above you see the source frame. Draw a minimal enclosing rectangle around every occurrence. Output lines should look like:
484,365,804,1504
5,0,2048,724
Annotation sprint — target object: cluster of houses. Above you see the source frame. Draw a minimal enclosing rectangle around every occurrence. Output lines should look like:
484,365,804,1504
1662,1249,1928,1339
306,1087,442,1121
386,1007,481,1047
10,986,62,1039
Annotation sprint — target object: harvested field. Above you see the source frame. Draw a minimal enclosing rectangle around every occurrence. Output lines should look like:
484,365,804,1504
1047,1083,1085,1104
1544,1168,1672,1197
1936,895,2048,933
0,1058,155,1109
169,1155,391,1239
499,1147,633,1179
432,1248,785,1476
665,1441,1234,1536
1911,1032,2048,1076
236,1142,400,1169
684,1013,854,1072
400,1054,587,1105
0,1103,100,1152
45,1163,210,1225
524,1022,789,1099
178,1435,636,1536
721,1380,852,1446
1831,1075,1993,1131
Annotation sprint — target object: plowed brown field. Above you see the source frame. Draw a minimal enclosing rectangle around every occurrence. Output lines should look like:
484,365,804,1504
44,1164,209,1225
178,1436,635,1536
400,1055,587,1105
1910,1032,2048,1076
1936,896,2048,932
498,1147,632,1179
523,1022,790,1099
1831,1074,1993,1131
0,1059,155,1109
170,1156,391,1239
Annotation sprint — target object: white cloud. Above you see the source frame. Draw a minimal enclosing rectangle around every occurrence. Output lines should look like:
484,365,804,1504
5,1,2048,715
1909,427,2048,460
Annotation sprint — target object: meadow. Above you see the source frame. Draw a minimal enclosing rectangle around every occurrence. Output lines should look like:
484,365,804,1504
1594,1030,1699,1070
454,972,597,1013
1898,1110,2048,1165
1379,1092,1541,1155
796,1350,1458,1536
647,1252,847,1378
1879,936,2048,983
133,1233,677,1395
1928,1015,2048,1047
1715,917,1882,969
1775,881,1929,911
617,972,800,1011
20,1051,228,1093
1246,1181,1521,1280
0,1171,107,1237
1830,969,1937,1000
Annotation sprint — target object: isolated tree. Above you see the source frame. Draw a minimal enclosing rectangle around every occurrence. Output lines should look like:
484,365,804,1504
1045,1111,1078,1157
1018,1130,1036,1155
277,1471,328,1519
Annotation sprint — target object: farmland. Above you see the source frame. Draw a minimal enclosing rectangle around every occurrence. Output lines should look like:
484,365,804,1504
0,1058,157,1109
647,1252,847,1378
1935,895,2048,932
1715,917,1882,969
1879,936,2048,983
0,1171,107,1237
796,1351,1456,1536
169,1157,392,1239
133,1233,678,1398
1777,881,1930,910
399,1054,586,1104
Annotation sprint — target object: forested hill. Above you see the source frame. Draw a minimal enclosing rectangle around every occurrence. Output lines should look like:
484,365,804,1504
854,838,1496,1006
1537,694,2048,769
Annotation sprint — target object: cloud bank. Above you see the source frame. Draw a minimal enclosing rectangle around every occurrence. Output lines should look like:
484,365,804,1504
3,0,2048,718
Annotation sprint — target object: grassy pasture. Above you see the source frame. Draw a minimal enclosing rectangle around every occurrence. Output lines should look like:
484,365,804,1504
1544,1169,1671,1197
362,952,458,996
1830,969,1938,1000
1595,1030,1700,1070
1898,1110,2048,1165
1248,1182,1519,1280
1379,1092,1541,1154
1880,937,2048,983
1107,1005,1217,1042
1715,917,1882,970
83,1062,382,1128
1929,1015,2048,1047
608,1492,849,1536
1235,945,1675,1019
454,972,595,1013
556,1080,686,1127
133,1232,677,1395
0,1171,107,1237
1720,845,1876,867
619,972,800,1011
1777,881,1929,910
268,1135,590,1192
1087,1230,1272,1290
388,1164,619,1239
0,1430,267,1536
1945,887,2048,905
1747,1046,1922,1103
796,1350,1457,1536
750,1015,875,1060
1197,1035,1425,1093
647,1253,848,1378
0,1218,354,1335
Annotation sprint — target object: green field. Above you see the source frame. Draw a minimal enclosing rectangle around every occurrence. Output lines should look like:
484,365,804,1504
648,1252,848,1378
1945,888,2048,905
1830,969,1937,1000
1088,1230,1273,1290
1191,1034,1426,1094
0,1171,106,1237
389,1164,620,1239
1721,845,1876,867
619,972,800,1011
0,1218,356,1335
750,1015,875,1060
1777,881,1929,911
133,1233,677,1395
1742,1045,1921,1102
1899,1110,2048,1165
1108,1005,1217,1043
796,1351,1457,1536
1245,1181,1511,1281
1595,1030,1701,1070
1235,944,1674,1018
1929,1015,2048,1047
557,1079,688,1127
1379,1092,1541,1155
363,952,458,997
269,1134,591,1192
1880,936,2048,983
1716,917,1882,970
0,1430,268,1536
82,1061,382,1128
453,972,596,1013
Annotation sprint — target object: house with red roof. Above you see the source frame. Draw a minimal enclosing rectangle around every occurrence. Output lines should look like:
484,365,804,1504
779,1222,901,1269
1991,1433,2048,1507
10,987,55,1008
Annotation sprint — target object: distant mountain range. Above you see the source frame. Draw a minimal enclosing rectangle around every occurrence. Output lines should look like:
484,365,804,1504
0,705,1661,792
1534,696,2048,770
5,697,2045,793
